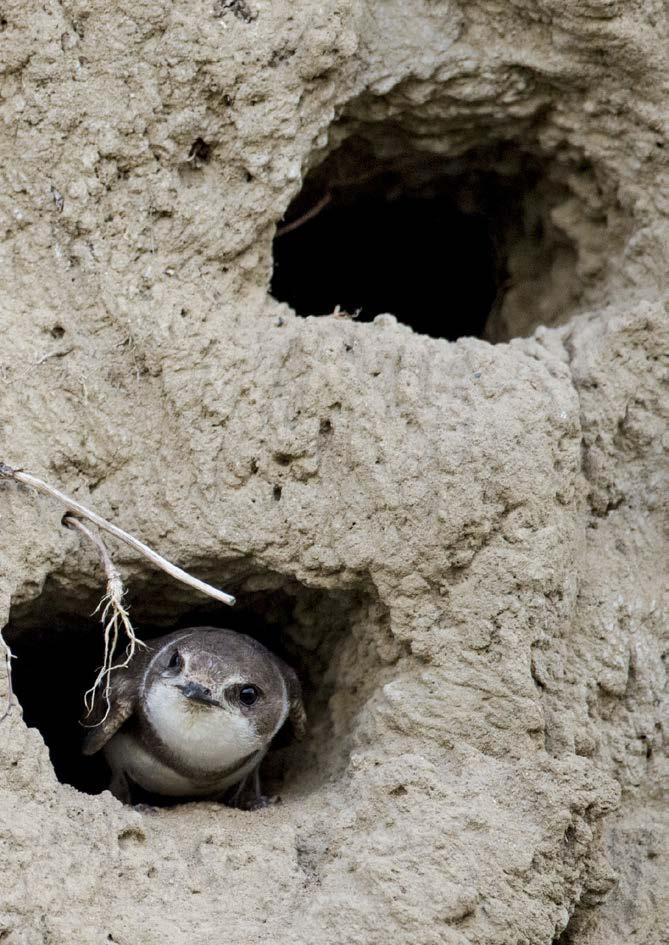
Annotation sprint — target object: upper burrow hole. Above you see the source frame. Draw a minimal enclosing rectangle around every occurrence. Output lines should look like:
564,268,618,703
271,135,586,342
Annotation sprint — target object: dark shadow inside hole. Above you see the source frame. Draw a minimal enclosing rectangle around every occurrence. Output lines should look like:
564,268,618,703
5,571,388,803
272,189,499,341
269,133,589,342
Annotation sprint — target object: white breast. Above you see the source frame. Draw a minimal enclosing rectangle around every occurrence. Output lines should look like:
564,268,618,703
145,682,259,772
105,731,200,796
104,731,264,797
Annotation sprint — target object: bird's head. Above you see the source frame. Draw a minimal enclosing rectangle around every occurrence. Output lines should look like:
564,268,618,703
142,629,292,756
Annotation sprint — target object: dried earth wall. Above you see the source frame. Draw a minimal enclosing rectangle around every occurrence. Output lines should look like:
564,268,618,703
0,1,667,943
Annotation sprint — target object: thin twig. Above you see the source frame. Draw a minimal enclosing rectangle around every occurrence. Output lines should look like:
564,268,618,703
63,515,144,720
0,462,236,607
0,631,15,722
276,192,331,237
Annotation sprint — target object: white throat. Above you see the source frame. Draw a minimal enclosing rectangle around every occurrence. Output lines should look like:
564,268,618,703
145,682,259,772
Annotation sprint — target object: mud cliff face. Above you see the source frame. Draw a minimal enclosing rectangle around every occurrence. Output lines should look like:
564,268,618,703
0,1,667,943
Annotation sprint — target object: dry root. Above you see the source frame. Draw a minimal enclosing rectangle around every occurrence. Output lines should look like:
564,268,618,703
0,461,237,721
63,515,145,721
276,191,331,236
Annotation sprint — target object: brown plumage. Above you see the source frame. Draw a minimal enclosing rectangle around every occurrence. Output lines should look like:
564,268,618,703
82,627,305,807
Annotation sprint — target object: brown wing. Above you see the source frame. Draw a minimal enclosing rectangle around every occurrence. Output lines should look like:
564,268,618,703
81,668,139,756
274,655,307,740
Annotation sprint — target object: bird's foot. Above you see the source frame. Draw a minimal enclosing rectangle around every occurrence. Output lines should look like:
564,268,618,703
232,793,281,812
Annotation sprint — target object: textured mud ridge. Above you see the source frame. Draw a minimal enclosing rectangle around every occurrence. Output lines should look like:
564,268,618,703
0,1,667,943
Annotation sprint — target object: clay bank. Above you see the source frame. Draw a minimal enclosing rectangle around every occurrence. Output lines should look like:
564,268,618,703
0,1,667,943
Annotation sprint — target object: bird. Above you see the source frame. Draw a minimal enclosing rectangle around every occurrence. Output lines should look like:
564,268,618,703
81,626,306,808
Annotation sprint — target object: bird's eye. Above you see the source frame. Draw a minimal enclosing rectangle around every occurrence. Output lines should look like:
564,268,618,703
239,685,259,706
168,649,182,671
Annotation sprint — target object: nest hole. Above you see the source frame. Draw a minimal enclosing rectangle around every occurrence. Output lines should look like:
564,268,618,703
272,134,588,342
4,567,393,805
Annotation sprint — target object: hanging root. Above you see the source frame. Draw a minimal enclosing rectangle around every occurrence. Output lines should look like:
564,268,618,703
84,590,136,722
63,515,145,720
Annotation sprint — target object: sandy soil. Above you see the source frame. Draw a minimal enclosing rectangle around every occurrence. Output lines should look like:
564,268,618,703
0,1,667,942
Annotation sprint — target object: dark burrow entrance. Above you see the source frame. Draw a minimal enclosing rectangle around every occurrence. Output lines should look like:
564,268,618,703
5,567,395,803
272,186,497,340
271,135,586,342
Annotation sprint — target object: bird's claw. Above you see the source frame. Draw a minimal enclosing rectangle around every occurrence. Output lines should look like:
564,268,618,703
227,792,281,811
133,802,160,815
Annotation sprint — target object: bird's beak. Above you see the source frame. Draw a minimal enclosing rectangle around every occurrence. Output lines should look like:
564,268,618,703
177,681,221,708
